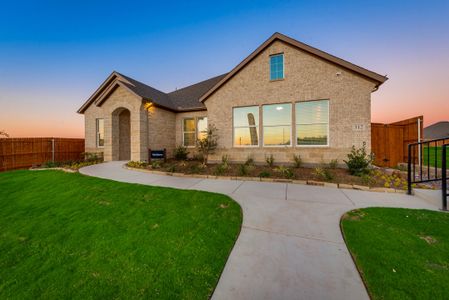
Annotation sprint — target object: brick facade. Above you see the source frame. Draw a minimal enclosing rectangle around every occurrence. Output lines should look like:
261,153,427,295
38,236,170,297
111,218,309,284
82,38,380,165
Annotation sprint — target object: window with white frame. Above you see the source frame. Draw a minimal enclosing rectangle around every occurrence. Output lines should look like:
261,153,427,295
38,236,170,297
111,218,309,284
270,53,284,80
183,118,196,147
233,106,259,147
295,100,329,146
96,118,104,147
263,103,292,146
197,117,208,140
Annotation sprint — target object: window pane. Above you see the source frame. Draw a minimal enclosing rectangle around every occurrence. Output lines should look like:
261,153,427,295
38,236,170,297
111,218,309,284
263,103,291,126
296,124,328,145
296,100,329,124
183,132,196,146
270,54,284,80
183,118,195,132
233,106,259,127
264,126,291,146
234,127,259,146
97,119,104,147
197,117,207,139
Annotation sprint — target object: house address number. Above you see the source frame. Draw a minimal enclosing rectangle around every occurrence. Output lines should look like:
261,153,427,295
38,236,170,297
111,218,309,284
352,124,365,131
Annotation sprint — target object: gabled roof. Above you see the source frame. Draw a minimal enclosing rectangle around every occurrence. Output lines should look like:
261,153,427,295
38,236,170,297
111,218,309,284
200,32,388,102
77,71,226,113
78,32,388,114
424,121,449,140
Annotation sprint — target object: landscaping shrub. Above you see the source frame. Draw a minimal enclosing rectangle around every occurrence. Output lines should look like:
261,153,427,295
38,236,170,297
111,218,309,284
292,154,302,168
258,170,271,178
238,164,248,176
344,142,373,176
214,163,227,176
221,155,230,169
276,166,295,179
313,167,334,181
189,164,201,174
265,154,275,167
127,161,148,169
150,160,162,169
174,145,189,160
167,164,176,173
329,159,338,169
245,156,254,166
197,124,218,164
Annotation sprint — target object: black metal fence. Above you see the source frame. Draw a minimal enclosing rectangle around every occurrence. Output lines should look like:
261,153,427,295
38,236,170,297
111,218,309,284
407,137,449,210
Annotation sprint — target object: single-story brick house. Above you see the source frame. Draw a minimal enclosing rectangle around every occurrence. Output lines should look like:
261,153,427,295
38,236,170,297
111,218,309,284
77,32,387,164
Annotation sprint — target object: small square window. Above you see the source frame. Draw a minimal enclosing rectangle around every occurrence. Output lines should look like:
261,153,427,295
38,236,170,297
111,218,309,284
270,54,284,80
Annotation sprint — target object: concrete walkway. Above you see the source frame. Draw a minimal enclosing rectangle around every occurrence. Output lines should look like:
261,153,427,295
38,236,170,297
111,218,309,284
80,162,438,300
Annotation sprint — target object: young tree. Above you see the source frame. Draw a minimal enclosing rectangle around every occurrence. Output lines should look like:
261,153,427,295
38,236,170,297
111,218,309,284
0,130,9,138
197,124,218,165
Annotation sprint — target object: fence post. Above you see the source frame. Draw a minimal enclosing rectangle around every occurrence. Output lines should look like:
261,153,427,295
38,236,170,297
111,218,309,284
407,144,412,195
442,145,447,211
52,138,55,162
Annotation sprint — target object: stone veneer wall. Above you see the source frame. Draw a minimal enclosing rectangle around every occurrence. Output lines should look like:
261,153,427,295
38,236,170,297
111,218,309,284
84,85,148,161
204,40,377,164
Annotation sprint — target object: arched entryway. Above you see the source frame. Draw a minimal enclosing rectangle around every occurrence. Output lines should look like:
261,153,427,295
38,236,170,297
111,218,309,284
111,107,131,160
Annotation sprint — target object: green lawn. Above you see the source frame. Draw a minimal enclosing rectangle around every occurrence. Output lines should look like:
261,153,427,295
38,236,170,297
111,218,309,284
423,146,449,168
0,170,242,299
341,208,449,300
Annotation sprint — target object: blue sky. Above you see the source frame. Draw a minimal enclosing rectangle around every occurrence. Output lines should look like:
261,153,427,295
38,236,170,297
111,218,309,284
1,0,448,137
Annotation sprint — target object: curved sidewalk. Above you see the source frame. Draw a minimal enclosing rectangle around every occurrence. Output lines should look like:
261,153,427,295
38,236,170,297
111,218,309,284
80,161,437,300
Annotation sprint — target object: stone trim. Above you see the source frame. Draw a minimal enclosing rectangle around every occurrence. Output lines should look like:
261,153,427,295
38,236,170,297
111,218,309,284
123,165,407,194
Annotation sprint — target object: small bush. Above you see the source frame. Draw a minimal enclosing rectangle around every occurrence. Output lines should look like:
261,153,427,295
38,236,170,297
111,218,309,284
245,156,254,166
150,160,162,169
221,155,230,169
189,164,201,174
214,164,227,176
313,167,334,181
344,142,373,176
360,172,376,186
292,154,302,168
167,164,176,173
329,159,338,169
259,170,271,178
265,154,275,167
174,145,189,160
127,161,148,169
238,164,248,176
275,166,295,179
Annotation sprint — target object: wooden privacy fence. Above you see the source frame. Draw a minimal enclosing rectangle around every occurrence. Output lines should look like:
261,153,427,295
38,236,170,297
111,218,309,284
0,138,85,171
371,116,423,167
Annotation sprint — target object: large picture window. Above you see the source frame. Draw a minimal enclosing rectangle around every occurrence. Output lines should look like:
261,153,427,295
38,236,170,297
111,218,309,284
197,117,208,140
296,100,329,146
233,106,259,147
263,103,292,146
96,118,104,148
183,118,196,147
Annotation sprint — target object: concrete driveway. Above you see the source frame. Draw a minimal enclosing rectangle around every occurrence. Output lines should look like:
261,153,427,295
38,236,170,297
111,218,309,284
80,161,438,300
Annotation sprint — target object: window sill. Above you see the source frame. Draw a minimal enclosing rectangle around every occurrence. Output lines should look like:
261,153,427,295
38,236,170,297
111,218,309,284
270,78,284,82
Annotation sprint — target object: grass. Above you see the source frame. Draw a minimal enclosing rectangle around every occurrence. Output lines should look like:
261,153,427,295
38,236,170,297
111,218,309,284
0,170,242,299
341,207,449,300
423,146,449,168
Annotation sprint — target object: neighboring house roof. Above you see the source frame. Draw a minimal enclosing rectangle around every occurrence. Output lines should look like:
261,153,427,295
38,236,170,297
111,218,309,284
78,32,388,113
200,32,388,102
424,121,449,140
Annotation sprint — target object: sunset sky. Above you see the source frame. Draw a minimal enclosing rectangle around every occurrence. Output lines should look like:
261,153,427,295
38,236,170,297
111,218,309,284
1,0,448,138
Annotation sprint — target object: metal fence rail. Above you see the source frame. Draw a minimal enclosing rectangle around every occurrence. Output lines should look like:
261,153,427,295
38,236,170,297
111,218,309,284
407,137,449,210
